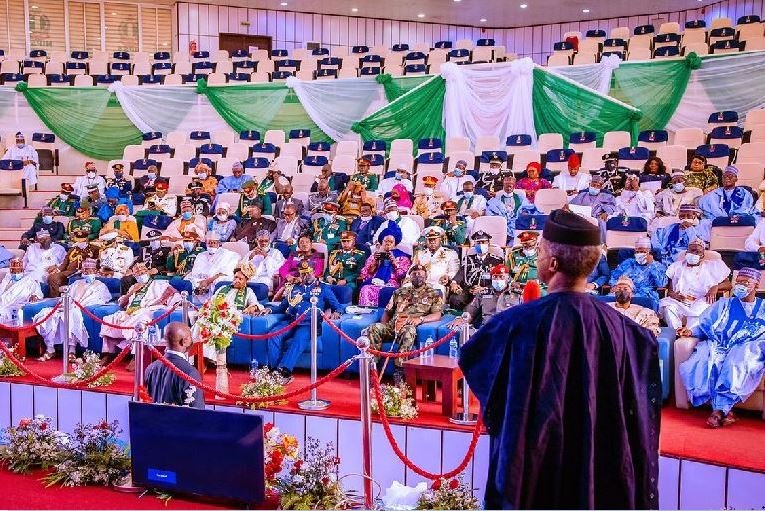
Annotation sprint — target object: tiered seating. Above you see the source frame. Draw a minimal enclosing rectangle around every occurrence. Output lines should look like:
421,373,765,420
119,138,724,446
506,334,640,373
546,14,765,66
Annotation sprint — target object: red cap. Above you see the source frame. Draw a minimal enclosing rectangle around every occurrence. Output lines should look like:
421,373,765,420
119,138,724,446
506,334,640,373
567,153,580,170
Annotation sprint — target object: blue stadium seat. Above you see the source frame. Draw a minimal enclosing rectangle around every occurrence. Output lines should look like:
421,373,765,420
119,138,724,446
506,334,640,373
319,57,341,67
132,158,159,171
638,130,669,144
404,64,427,74
187,157,214,170
243,157,271,169
711,215,757,227
189,131,210,142
307,141,331,152
153,52,170,61
506,134,532,146
362,140,386,152
251,142,277,155
302,155,328,168
449,48,470,59
239,130,260,142
633,24,655,35
199,143,225,156
192,61,215,73
29,50,47,58
152,62,172,73
654,33,681,44
709,125,744,140
545,148,575,163
391,43,410,52
416,152,444,165
311,47,330,56
360,67,381,76
70,51,89,60
0,160,23,170
711,39,741,52
738,15,761,24
140,75,164,84
618,146,650,161
654,46,680,57
47,74,71,84
96,75,118,84
227,73,250,82
271,49,288,57
710,27,737,38
601,51,625,60
606,216,648,231
352,45,370,53
234,60,256,72
418,138,442,151
362,154,385,166
181,73,205,83
553,41,574,51
603,38,627,49
695,143,731,159
231,49,249,58
32,133,55,143
361,54,383,63
288,129,310,141
480,150,508,163
434,41,453,48
515,215,548,231
112,51,130,61
0,73,22,84
316,69,337,78
275,59,299,70
586,29,606,38
192,51,210,59
569,131,597,144
272,70,293,80
148,144,172,155
404,51,426,62
685,20,706,29
142,131,162,142
65,62,86,72
22,60,44,70
477,38,495,46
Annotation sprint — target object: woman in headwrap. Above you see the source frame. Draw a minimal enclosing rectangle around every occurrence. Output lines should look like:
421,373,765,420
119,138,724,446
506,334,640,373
208,201,237,241
358,224,411,306
516,162,552,203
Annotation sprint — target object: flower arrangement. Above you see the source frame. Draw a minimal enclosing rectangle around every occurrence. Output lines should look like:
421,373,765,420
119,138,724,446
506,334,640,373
66,350,115,388
277,437,356,510
371,382,418,420
0,415,67,473
194,293,244,351
415,477,479,510
44,420,130,488
238,367,289,409
263,423,299,492
0,346,24,377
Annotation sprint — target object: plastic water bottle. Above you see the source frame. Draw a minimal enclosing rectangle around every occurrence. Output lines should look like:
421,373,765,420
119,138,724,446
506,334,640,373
425,336,434,360
449,337,459,359
419,340,427,361
249,358,258,378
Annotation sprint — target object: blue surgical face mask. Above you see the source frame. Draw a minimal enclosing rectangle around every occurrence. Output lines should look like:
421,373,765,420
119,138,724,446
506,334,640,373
491,279,507,291
183,242,195,252
453,169,464,177
588,187,599,196
181,211,193,220
732,284,750,299
10,273,21,282
463,191,473,199
673,183,685,193
42,215,53,224
685,253,701,265
84,274,96,284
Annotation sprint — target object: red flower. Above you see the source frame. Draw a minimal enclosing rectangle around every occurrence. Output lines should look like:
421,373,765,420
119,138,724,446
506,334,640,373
220,311,228,318
431,479,441,490
38,422,47,431
291,460,303,473
321,476,330,486
448,479,460,490
333,456,341,465
264,423,274,435
18,418,31,429
98,420,110,430
271,450,284,465
219,302,229,310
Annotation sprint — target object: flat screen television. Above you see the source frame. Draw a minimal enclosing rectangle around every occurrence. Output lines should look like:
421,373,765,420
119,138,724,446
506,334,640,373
129,402,265,505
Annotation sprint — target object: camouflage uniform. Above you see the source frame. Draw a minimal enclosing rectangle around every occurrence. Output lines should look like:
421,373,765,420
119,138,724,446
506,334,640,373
366,284,443,367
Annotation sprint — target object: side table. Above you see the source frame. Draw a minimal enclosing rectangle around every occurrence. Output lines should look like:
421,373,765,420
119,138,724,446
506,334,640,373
403,354,466,417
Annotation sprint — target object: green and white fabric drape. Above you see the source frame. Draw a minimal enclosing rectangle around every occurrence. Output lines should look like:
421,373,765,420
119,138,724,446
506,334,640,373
667,52,765,131
549,54,621,95
352,76,446,146
532,67,641,145
441,59,537,147
376,74,433,101
285,76,384,141
15,83,142,161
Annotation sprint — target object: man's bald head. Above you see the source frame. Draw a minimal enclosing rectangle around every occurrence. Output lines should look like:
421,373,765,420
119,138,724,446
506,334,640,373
164,321,193,352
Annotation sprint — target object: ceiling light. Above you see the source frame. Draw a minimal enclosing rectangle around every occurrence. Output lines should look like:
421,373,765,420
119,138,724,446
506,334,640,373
351,7,358,11
582,8,590,13
520,3,527,8
111,12,117,15
417,13,425,18
453,0,461,2
480,18,487,22
280,2,287,5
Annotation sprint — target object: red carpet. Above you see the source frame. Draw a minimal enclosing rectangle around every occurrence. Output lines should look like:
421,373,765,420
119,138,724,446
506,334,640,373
4,359,765,473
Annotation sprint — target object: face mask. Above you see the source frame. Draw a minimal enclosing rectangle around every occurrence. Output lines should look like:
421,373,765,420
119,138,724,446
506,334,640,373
10,273,21,281
147,172,156,179
76,242,87,250
588,187,599,196
183,242,195,252
673,183,685,193
395,174,403,181
117,215,127,222
208,246,219,254
491,279,507,291
42,216,53,224
682,218,699,227
217,214,228,222
181,211,193,220
149,240,161,250
83,274,96,284
463,191,473,199
114,172,123,179
136,274,150,284
635,252,648,265
615,290,631,304
523,248,537,257
424,188,434,197
87,171,96,178
685,253,701,265
410,274,426,287
453,169,464,177
59,193,68,200
732,284,751,299
385,211,399,221
360,216,372,222
198,173,208,180
16,143,24,149
476,243,489,254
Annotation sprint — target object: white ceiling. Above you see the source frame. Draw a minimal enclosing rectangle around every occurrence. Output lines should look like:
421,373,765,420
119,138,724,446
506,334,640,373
176,0,716,27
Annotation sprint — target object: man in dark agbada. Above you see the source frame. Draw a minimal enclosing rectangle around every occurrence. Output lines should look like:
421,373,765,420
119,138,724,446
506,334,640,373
460,208,661,509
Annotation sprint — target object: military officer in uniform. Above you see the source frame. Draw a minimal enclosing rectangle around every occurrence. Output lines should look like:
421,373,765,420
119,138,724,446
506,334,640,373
410,226,460,296
311,201,347,252
449,230,505,311
47,183,78,217
507,230,543,303
476,155,511,198
350,157,379,191
458,264,515,326
366,264,444,382
431,200,468,247
67,203,102,242
122,229,172,294
186,180,211,217
106,163,133,208
47,229,100,297
269,260,345,379
237,180,272,218
152,179,177,217
412,175,448,219
325,230,365,290
97,230,135,279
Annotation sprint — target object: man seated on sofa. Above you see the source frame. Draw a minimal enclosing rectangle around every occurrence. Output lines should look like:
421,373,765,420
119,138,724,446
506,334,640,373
677,267,765,428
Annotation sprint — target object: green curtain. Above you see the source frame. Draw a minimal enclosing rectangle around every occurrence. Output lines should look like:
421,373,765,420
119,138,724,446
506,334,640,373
609,53,701,132
198,80,331,143
352,76,446,147
375,74,434,102
532,67,641,145
14,83,142,161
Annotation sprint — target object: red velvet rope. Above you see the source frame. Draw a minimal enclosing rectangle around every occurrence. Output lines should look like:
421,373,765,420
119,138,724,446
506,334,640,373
145,344,353,403
73,300,180,329
232,312,308,340
0,341,132,389
0,301,62,331
323,315,459,358
370,367,483,480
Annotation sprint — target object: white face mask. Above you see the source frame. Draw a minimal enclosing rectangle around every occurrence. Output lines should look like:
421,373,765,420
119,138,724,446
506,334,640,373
117,215,127,222
634,252,648,265
83,274,96,284
359,216,372,222
476,242,489,254
216,214,228,222
491,279,507,291
198,173,208,180
147,172,157,179
523,248,537,257
149,240,160,250
673,183,685,193
385,211,399,221
87,171,96,179
685,253,701,265
59,193,68,200
424,188,434,197
76,242,88,250
16,142,24,149
136,274,150,284
208,246,219,254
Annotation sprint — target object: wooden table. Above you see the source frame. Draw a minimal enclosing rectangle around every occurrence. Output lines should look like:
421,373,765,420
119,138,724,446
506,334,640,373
0,323,42,359
403,354,465,417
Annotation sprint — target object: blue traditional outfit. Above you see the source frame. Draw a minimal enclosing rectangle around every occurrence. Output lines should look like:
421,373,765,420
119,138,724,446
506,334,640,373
610,259,667,309
680,294,765,414
697,186,755,219
652,220,712,262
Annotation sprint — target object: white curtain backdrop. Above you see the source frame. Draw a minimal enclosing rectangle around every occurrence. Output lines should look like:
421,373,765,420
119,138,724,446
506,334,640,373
440,58,537,148
108,82,231,135
667,52,765,132
285,76,385,142
549,54,621,95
